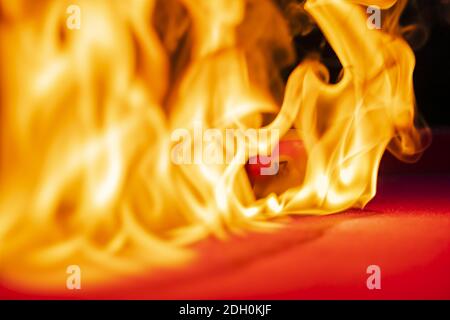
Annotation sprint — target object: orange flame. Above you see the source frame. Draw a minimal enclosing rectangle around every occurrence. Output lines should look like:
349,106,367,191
0,0,429,289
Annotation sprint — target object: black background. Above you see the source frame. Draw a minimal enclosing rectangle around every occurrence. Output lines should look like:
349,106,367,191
414,22,450,127
287,0,450,127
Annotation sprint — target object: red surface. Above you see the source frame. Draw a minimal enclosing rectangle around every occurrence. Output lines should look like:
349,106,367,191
1,129,450,299
1,173,449,300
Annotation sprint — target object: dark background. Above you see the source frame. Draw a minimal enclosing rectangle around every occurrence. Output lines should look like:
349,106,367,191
286,0,450,127
414,22,450,127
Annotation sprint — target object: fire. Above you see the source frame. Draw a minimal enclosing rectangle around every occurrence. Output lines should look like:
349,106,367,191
0,0,429,290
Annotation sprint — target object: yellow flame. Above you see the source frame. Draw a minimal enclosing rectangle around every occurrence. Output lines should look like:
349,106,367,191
0,0,429,289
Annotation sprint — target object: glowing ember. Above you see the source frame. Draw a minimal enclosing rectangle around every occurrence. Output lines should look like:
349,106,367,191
0,0,429,289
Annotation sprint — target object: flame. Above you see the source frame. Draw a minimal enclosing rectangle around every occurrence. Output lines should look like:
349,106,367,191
0,0,429,289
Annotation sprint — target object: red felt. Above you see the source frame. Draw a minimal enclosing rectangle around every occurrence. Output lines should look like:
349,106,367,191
1,130,449,300
1,174,449,300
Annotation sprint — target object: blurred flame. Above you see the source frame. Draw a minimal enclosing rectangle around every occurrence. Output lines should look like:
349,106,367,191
0,0,429,289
